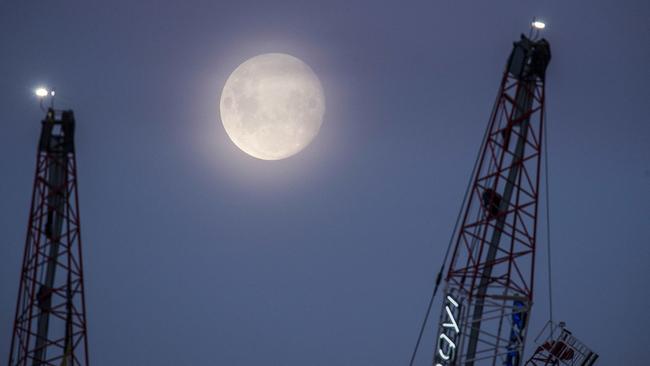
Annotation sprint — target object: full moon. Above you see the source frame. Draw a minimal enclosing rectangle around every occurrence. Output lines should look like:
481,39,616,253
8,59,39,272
220,53,325,160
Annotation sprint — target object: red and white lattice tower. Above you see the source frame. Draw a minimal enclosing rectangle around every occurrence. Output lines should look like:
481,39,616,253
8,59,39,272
8,108,90,366
433,35,551,366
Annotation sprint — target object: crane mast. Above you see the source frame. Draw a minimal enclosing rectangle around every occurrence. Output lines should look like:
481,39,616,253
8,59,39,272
8,109,90,366
433,35,550,366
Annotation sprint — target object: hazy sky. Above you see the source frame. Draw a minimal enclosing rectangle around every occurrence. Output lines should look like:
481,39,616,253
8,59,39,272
1,0,648,364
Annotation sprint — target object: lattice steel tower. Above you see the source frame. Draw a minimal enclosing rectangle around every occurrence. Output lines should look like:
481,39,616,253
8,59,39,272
8,108,90,366
433,35,551,366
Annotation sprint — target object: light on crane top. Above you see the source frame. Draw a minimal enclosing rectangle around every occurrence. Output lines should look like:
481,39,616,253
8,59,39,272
532,20,546,29
35,87,49,97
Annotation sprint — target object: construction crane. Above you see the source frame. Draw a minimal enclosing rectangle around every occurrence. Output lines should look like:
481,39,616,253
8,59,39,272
431,32,551,366
408,23,601,366
7,106,90,366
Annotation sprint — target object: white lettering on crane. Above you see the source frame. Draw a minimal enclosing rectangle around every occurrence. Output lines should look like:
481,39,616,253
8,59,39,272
438,333,456,360
435,295,461,366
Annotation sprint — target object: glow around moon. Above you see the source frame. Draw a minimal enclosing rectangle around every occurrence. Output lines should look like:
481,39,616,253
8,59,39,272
220,53,325,160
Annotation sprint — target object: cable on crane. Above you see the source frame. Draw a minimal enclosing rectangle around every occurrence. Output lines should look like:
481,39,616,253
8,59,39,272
407,91,498,366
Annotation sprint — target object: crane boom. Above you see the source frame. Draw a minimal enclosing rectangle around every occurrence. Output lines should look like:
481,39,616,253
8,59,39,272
433,35,550,366
8,109,90,366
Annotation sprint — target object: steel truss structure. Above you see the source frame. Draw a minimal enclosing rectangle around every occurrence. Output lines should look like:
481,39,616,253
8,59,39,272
8,109,89,366
433,35,551,366
525,322,599,366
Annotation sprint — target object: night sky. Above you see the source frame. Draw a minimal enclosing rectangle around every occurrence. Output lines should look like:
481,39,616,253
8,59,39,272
1,1,648,364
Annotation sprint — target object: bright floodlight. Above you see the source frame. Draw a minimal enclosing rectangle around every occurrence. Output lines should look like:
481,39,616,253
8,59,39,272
35,87,49,97
532,21,546,29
